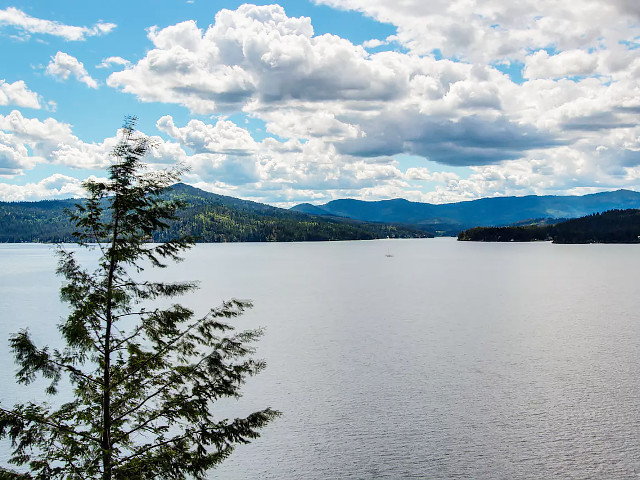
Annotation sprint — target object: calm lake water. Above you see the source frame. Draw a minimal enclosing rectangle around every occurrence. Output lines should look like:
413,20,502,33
1,238,640,479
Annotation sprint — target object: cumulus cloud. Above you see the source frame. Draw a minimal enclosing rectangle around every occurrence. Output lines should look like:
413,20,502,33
0,80,40,109
0,110,114,176
99,4,640,203
46,52,98,89
0,132,32,175
96,56,131,69
313,0,639,64
523,50,600,80
414,133,640,204
0,112,266,196
154,115,439,197
3,109,638,206
339,110,560,165
106,6,557,167
362,38,387,49
6,4,640,204
107,5,402,113
157,116,258,155
405,167,459,183
0,111,245,190
0,7,115,41
260,109,362,141
0,174,90,201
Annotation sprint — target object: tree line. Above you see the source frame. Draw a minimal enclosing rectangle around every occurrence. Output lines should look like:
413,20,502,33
457,209,640,243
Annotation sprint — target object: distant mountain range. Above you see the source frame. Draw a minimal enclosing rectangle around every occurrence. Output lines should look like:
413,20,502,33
292,189,640,234
0,183,429,243
5,186,640,243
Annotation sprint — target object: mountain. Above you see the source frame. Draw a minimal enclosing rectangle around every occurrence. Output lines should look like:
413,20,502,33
0,183,430,243
0,198,80,243
291,190,640,234
458,209,640,243
289,203,334,216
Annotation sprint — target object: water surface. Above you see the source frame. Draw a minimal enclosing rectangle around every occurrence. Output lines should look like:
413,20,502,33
1,239,639,479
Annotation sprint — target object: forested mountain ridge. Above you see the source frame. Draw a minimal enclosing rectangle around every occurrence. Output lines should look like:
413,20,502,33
0,198,79,243
291,189,640,232
457,209,640,243
0,183,430,243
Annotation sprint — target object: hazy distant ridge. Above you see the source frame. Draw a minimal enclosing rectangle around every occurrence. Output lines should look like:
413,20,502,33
291,190,640,231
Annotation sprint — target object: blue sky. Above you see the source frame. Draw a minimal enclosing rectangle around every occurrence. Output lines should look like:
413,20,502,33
1,1,639,205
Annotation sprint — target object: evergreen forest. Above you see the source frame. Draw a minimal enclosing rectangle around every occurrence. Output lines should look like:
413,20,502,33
0,183,431,243
458,209,640,243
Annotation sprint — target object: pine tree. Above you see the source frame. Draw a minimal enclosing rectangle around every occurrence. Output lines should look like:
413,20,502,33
0,118,279,479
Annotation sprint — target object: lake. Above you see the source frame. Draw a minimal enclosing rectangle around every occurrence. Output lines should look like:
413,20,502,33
1,238,640,479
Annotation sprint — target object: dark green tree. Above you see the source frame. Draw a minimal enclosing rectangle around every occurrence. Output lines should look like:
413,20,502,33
0,118,279,479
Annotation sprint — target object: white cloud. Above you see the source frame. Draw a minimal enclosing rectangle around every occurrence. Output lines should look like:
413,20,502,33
155,115,433,196
157,116,258,155
0,110,78,154
523,50,600,80
0,7,115,41
0,80,40,109
99,4,640,203
3,108,640,205
260,109,362,141
0,174,90,201
0,110,113,175
96,56,131,69
5,3,640,205
405,167,460,183
107,5,403,113
106,6,552,165
362,38,387,49
0,131,33,175
313,0,639,64
46,52,98,89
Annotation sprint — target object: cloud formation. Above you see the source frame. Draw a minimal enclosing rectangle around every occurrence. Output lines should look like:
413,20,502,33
46,52,98,89
0,7,115,41
0,80,40,109
106,4,640,203
313,0,640,64
106,5,560,168
0,110,112,176
107,5,403,112
0,174,89,201
3,3,640,205
96,56,131,69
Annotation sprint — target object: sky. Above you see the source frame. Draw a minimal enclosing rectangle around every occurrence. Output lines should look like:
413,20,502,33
1,1,639,206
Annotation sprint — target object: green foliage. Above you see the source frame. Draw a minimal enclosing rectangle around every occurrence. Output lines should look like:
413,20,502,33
0,185,430,243
457,224,551,242
457,209,640,243
159,191,429,242
0,118,279,479
0,200,78,243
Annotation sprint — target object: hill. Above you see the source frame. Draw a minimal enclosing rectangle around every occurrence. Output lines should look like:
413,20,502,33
291,190,640,234
457,209,640,243
0,183,430,243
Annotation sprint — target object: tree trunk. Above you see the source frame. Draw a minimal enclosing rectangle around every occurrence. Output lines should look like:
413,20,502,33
102,211,119,480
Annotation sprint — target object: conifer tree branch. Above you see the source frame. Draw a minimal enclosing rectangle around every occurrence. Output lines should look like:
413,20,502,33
0,406,101,444
113,409,279,467
49,358,102,387
111,350,215,431
109,311,210,389
110,324,145,352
